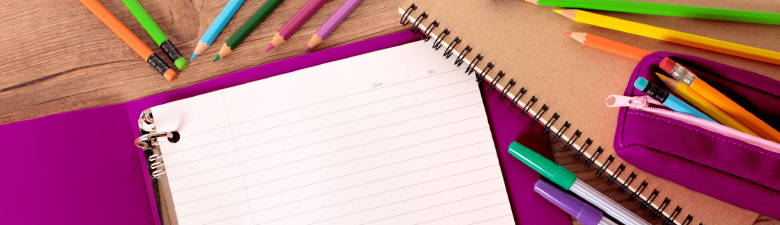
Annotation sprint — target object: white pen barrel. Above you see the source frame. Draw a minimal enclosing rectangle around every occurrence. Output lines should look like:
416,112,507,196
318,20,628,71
571,179,651,225
598,217,619,225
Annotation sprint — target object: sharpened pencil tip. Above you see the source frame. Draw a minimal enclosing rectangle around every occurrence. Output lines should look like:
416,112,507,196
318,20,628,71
213,54,220,62
190,54,198,62
266,44,274,52
553,9,563,14
563,31,571,36
304,46,310,52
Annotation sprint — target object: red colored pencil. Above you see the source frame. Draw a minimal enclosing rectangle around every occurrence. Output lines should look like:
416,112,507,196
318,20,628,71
266,0,328,52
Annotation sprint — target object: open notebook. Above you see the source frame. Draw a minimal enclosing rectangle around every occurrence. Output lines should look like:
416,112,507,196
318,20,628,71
396,0,780,224
144,41,515,224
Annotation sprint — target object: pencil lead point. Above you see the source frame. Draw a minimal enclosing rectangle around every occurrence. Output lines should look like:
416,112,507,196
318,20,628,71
553,9,563,14
563,31,571,36
304,46,310,52
266,44,274,52
213,55,220,62
190,54,198,62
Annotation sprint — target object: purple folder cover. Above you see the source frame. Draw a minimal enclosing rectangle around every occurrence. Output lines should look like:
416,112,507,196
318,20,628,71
0,31,568,225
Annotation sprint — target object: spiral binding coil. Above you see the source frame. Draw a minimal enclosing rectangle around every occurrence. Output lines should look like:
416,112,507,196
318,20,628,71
401,4,693,224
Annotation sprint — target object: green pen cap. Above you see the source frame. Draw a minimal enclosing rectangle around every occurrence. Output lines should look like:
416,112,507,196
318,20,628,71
508,141,576,190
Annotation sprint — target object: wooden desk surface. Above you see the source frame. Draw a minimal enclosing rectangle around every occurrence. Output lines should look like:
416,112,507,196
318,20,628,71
0,0,405,125
0,0,775,224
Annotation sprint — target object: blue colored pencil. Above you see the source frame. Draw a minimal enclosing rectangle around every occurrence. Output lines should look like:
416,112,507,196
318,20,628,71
190,0,245,62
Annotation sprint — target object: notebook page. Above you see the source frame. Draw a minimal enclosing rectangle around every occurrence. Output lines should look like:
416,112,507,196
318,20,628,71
153,41,514,225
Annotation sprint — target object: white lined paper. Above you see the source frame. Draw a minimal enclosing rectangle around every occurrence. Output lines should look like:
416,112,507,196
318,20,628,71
154,41,514,225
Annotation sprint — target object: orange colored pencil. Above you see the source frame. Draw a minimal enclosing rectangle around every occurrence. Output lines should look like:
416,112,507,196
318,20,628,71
79,0,177,81
564,32,652,61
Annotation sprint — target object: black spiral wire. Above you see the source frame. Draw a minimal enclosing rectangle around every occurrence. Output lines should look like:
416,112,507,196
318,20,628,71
401,4,693,224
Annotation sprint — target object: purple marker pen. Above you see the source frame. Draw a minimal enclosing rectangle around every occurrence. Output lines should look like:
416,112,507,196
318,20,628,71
534,179,618,225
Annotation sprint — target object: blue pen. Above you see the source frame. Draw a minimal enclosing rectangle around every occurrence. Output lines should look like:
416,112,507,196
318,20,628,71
191,0,245,61
634,77,716,122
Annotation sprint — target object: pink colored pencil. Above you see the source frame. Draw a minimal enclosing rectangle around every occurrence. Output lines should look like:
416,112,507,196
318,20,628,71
266,0,328,52
305,0,363,52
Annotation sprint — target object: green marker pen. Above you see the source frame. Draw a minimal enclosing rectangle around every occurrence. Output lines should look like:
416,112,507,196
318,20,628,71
508,142,650,225
122,0,188,71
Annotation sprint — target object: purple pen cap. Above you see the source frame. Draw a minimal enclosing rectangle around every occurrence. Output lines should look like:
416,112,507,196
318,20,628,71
534,179,603,225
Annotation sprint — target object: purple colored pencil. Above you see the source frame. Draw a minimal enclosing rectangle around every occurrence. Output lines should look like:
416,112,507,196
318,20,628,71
305,0,363,51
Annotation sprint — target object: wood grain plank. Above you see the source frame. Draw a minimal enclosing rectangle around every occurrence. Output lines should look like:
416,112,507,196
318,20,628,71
0,0,405,124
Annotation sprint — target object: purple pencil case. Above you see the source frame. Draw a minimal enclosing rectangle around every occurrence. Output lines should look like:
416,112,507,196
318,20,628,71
611,52,780,219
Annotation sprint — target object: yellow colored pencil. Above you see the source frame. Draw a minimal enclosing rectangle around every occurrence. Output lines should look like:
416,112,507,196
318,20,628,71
659,57,780,143
656,73,760,137
555,9,780,66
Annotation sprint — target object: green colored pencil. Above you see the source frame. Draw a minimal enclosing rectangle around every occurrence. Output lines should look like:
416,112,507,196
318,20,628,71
524,0,780,25
214,0,284,62
122,0,188,70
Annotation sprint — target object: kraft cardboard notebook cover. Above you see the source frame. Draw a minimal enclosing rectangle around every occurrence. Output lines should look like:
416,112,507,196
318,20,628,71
398,0,780,224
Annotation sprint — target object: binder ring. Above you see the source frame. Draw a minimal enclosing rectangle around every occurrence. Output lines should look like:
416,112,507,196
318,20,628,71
432,29,450,50
139,108,155,132
135,131,180,148
443,37,461,58
411,12,428,34
400,4,417,26
422,21,439,41
455,45,471,66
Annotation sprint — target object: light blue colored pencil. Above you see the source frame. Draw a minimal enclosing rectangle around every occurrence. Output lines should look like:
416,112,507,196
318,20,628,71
190,0,245,61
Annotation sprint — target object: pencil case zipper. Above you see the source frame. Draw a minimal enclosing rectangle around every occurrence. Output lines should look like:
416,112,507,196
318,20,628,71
607,95,780,153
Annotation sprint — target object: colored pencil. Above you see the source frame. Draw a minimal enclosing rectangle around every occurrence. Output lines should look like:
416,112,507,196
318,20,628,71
122,0,188,70
656,73,760,137
525,0,780,25
79,0,177,81
634,77,716,122
564,32,651,61
555,9,780,66
267,0,328,52
215,0,284,62
191,0,245,62
659,57,780,143
306,0,363,52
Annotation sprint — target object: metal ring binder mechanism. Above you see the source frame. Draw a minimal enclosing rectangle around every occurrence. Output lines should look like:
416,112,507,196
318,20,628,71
400,4,691,225
135,108,179,224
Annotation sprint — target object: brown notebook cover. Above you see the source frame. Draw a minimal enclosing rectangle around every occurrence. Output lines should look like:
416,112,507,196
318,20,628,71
397,0,780,224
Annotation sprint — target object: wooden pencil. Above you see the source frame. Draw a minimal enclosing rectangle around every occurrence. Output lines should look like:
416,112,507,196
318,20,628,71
306,0,363,52
659,57,780,142
525,0,780,25
191,0,245,62
267,0,328,52
555,9,780,66
564,32,652,60
215,0,284,61
122,0,188,70
79,0,177,81
656,73,759,137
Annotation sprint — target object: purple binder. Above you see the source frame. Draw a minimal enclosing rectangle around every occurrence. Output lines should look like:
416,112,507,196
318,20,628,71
0,31,568,225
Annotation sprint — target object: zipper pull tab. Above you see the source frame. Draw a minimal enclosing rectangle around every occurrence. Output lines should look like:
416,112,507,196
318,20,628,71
606,95,649,109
